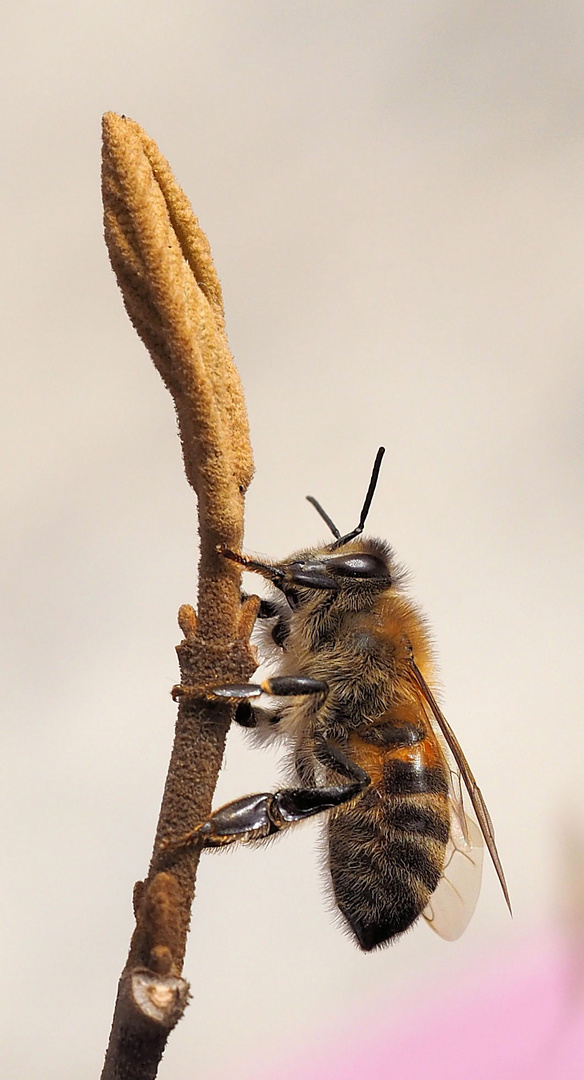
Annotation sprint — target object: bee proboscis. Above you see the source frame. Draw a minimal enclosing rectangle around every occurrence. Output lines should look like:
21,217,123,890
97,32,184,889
168,448,510,950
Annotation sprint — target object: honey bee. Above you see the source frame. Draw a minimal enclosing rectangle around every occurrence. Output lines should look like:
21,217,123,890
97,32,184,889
168,448,510,950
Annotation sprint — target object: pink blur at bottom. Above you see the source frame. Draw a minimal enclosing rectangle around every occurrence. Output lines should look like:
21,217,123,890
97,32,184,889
249,933,584,1080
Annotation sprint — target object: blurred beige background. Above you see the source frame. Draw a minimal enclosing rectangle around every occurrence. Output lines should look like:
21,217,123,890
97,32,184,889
1,2,583,1077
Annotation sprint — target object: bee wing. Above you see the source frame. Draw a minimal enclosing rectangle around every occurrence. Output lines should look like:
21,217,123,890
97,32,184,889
409,661,512,916
422,784,484,940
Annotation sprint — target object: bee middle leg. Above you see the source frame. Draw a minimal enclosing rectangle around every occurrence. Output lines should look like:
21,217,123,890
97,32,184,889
172,674,328,704
173,674,328,732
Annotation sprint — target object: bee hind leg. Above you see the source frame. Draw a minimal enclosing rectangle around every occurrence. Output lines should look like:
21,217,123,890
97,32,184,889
160,775,369,854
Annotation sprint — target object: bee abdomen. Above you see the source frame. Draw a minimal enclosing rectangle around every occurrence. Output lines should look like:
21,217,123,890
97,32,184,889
328,761,450,951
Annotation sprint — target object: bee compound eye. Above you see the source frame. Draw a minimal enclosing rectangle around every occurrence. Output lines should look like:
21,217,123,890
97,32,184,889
327,553,390,579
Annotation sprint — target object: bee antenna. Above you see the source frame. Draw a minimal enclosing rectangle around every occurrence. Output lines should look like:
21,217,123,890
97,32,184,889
329,446,386,550
305,496,341,539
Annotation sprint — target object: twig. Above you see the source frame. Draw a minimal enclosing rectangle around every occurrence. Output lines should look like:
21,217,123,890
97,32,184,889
100,113,258,1080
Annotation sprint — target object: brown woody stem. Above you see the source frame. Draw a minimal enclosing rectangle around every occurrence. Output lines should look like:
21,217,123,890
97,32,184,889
100,113,258,1080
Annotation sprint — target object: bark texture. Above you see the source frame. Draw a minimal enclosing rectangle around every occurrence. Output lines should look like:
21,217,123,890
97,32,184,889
100,112,258,1080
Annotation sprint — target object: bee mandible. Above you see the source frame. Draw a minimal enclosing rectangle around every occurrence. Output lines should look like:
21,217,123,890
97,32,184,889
168,448,510,950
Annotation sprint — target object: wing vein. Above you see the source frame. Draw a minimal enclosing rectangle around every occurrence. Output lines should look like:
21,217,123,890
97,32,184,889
409,661,512,915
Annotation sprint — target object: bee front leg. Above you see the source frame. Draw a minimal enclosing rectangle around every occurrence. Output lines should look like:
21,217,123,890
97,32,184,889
160,777,368,854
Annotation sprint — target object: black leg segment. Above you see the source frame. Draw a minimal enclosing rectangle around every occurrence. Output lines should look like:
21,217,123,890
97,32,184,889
263,676,328,696
160,775,370,853
233,700,257,728
313,735,371,786
173,675,328,703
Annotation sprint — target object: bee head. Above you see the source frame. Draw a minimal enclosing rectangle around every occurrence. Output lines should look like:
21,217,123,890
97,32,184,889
279,536,393,609
276,446,390,607
219,448,393,609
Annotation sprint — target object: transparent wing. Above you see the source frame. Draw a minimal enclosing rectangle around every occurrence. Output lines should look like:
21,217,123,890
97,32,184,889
422,776,484,941
409,660,512,916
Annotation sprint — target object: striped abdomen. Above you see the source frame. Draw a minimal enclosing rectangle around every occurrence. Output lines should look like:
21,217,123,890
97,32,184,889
328,722,450,951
